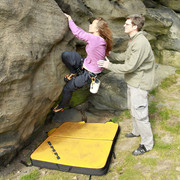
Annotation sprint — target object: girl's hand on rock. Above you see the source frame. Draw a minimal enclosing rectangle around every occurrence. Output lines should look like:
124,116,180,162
64,13,72,20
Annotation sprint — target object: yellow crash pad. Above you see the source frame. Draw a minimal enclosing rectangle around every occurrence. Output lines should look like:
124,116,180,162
31,121,119,175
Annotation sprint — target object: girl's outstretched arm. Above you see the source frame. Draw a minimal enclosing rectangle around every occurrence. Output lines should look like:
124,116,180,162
64,13,92,42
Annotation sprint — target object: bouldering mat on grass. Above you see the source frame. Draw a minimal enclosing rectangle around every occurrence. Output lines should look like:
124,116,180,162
30,121,119,175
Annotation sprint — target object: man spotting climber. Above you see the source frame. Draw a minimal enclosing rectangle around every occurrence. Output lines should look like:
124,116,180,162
98,14,155,156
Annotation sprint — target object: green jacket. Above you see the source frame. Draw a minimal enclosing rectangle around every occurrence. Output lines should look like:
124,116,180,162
108,31,155,91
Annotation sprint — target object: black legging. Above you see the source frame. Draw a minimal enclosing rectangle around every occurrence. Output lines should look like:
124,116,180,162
57,51,91,108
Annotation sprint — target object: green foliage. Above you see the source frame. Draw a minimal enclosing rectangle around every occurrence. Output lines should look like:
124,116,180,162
20,169,40,180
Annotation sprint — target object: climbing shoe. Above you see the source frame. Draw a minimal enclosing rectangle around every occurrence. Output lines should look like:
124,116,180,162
53,105,64,113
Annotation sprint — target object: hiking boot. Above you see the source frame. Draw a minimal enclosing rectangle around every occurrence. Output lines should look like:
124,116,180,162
64,73,77,82
132,144,149,156
125,133,140,138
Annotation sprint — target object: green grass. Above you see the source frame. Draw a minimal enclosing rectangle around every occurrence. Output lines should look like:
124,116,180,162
154,139,171,151
175,69,180,74
116,165,124,174
124,154,139,167
160,121,180,134
152,170,178,180
149,88,158,96
149,102,180,134
115,152,139,176
149,101,158,114
118,168,145,180
140,158,157,166
160,75,177,89
119,110,131,121
111,110,131,123
150,118,156,127
161,173,179,180
116,158,144,180
153,133,172,154
155,144,172,158
19,169,40,180
155,106,180,134
159,108,170,121
124,110,131,118
111,116,119,123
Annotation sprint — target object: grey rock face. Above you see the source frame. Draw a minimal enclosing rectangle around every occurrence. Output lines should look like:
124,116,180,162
0,0,69,165
156,0,180,12
89,72,127,111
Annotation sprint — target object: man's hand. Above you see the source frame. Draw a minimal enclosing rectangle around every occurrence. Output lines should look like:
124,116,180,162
97,56,110,69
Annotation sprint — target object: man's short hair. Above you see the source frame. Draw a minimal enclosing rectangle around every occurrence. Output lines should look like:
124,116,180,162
126,14,145,31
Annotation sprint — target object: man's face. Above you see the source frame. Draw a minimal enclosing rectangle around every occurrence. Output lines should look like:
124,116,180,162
124,19,136,34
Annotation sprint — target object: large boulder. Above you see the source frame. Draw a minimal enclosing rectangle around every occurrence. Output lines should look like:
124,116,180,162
0,0,70,165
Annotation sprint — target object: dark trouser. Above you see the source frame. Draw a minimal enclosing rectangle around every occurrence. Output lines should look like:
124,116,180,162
58,51,91,108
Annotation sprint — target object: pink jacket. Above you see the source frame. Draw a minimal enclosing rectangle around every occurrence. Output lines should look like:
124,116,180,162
69,20,106,73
